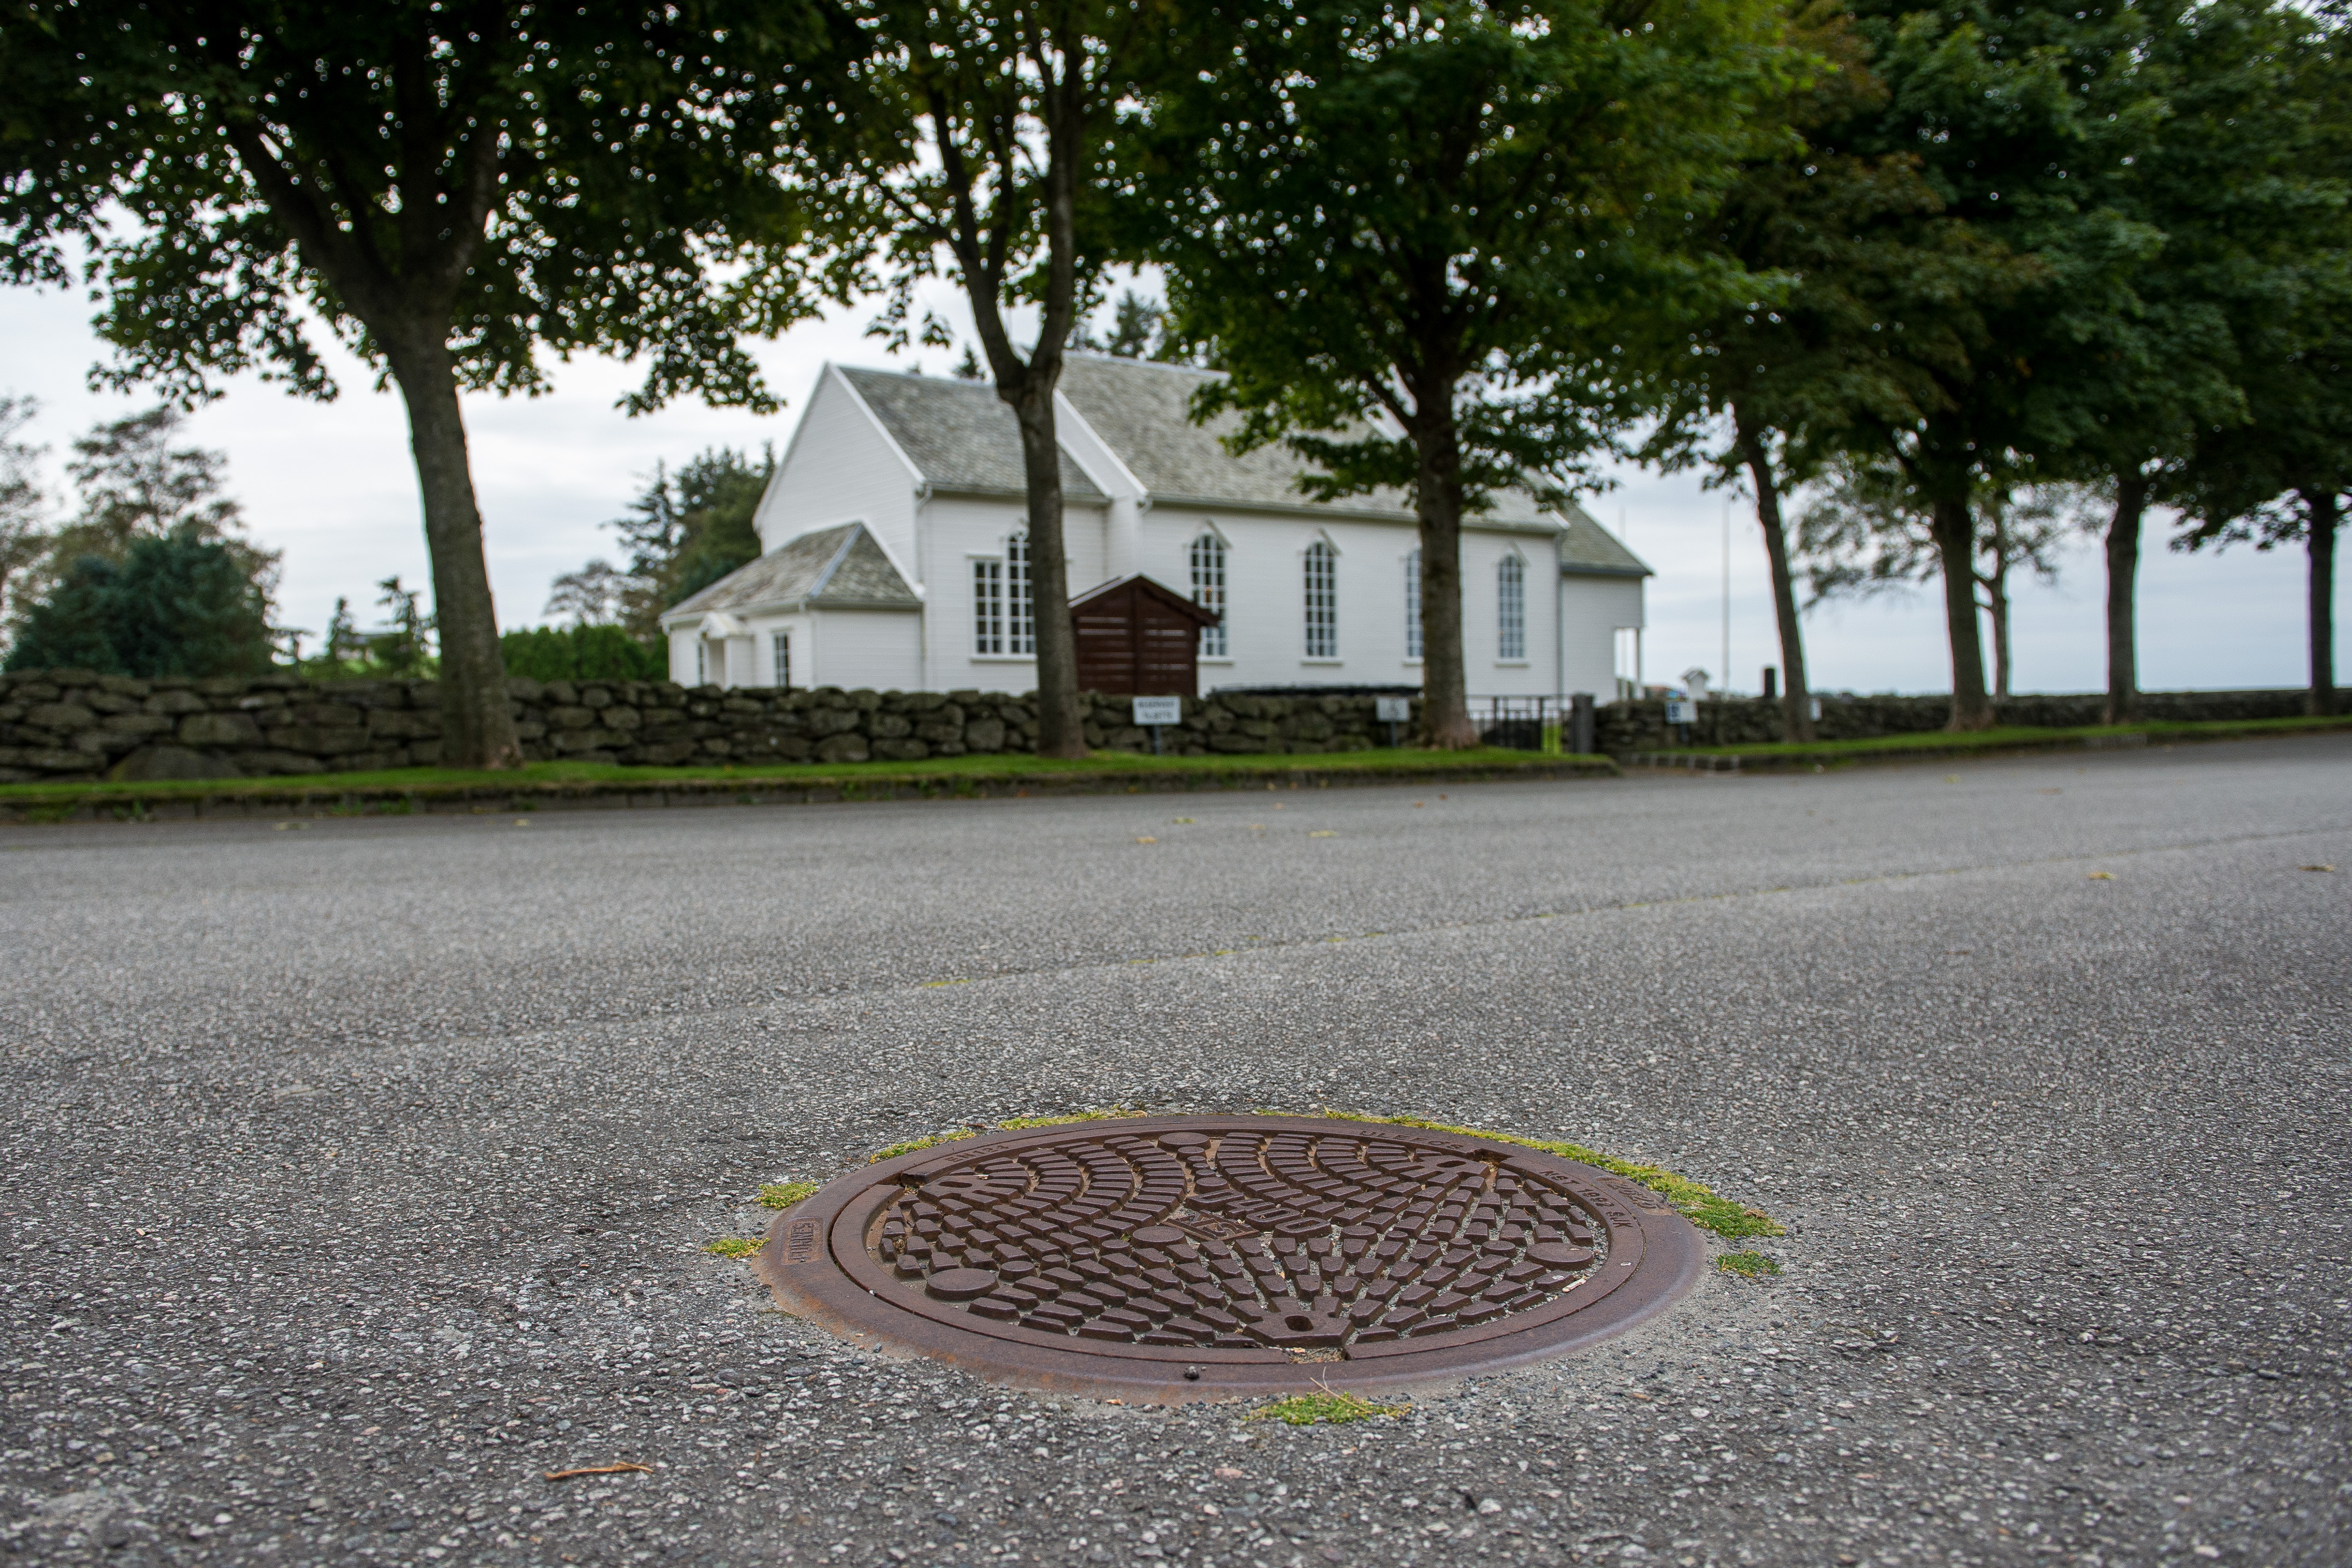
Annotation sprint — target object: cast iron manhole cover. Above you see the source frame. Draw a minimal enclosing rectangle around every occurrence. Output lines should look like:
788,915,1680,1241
758,1115,1704,1397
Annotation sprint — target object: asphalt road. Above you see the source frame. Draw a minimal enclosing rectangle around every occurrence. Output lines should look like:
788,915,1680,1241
3,734,2347,1568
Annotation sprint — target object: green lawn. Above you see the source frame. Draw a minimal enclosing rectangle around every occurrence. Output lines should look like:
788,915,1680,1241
1645,714,2352,761
0,744,1605,808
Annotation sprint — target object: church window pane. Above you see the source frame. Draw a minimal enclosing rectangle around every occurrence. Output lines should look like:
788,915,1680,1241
1303,540,1338,658
1190,533,1228,657
1498,555,1525,660
1405,548,1422,660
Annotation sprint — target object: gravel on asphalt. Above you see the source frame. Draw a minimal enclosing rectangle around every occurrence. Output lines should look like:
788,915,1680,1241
1,734,2346,1568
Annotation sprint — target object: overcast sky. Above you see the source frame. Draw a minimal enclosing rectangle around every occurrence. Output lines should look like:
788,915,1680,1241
2,276,2333,698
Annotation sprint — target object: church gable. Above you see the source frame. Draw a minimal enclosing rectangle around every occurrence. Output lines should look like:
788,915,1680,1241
837,368,1105,501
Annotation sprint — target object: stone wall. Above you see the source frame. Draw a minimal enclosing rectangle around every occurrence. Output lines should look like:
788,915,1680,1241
0,668,1422,782
4,666,2309,782
1596,688,2312,754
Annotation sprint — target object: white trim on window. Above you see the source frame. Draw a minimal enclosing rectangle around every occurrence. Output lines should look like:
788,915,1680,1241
1006,530,1035,656
1190,531,1229,658
1497,553,1526,662
973,556,1006,655
971,528,1035,656
1404,547,1423,661
1303,538,1338,659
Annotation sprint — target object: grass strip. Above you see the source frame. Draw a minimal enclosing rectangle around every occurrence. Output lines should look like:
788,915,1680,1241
704,1237,763,1258
1247,1392,1406,1426
0,745,1606,810
1644,714,2352,763
1716,1251,1781,1279
1311,1109,1783,1241
756,1181,819,1210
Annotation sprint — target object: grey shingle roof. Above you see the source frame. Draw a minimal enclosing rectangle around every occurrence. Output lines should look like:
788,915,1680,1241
825,357,1645,565
1556,499,1652,577
837,368,1105,501
666,523,919,620
1054,355,1559,526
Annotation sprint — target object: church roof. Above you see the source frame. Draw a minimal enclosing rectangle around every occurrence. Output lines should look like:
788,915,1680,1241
667,522,919,620
834,357,1569,529
1555,501,1653,578
837,368,1106,502
1054,355,1564,527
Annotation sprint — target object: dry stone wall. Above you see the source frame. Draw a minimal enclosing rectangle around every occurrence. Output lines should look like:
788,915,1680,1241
2,666,2307,783
0,669,1415,782
1596,688,2311,753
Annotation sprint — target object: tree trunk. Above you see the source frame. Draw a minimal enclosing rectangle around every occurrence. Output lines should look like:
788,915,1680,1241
1985,565,2011,700
1009,382,1087,758
1733,409,1813,742
1411,408,1478,749
2102,473,2147,725
2304,487,2340,717
386,336,520,770
1929,491,1993,730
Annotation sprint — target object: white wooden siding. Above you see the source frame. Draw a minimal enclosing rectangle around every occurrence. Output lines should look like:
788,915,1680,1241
1134,506,1570,695
1558,575,1645,696
758,371,921,574
813,611,922,692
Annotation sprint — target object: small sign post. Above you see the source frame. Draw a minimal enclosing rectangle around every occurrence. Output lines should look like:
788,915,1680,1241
1131,695,1182,755
1375,695,1411,749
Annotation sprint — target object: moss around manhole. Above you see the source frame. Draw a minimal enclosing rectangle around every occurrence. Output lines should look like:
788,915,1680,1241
756,1113,1705,1399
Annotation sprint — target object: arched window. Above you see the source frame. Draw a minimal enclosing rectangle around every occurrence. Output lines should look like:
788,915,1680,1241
1190,533,1228,657
1006,530,1035,655
973,529,1036,656
1497,555,1526,660
1404,548,1423,660
972,557,1005,654
1303,539,1338,658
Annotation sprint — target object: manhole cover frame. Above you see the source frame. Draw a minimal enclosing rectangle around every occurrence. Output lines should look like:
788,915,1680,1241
756,1114,1705,1399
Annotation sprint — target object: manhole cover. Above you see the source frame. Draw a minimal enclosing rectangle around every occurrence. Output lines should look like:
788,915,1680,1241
758,1115,1704,1397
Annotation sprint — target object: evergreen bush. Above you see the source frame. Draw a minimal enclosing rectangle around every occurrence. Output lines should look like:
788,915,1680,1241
498,624,665,682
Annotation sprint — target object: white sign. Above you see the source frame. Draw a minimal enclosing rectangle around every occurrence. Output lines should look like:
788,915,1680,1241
1131,696,1182,727
1375,696,1412,723
1664,698,1696,725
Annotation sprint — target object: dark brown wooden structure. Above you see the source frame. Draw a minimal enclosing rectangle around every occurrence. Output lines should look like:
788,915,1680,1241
1070,574,1222,696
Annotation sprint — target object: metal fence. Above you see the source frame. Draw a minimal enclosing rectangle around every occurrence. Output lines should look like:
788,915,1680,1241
1469,695,1596,753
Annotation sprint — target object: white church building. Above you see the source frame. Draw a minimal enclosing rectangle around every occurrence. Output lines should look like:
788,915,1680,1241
663,355,1650,698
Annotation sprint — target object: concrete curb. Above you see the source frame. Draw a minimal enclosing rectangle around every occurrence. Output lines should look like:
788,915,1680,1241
1618,727,2328,775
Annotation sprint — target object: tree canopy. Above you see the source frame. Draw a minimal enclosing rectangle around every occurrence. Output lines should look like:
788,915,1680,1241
830,0,1166,758
5,525,275,677
1136,0,1796,744
1641,0,2024,737
560,447,778,642
1,0,852,762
